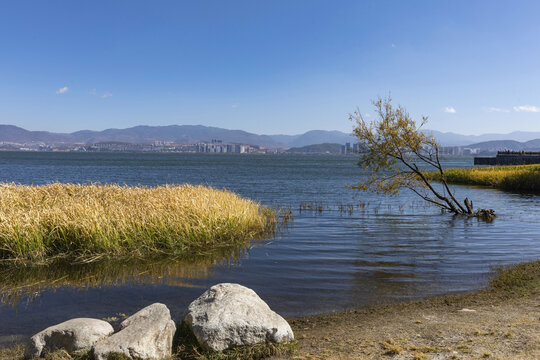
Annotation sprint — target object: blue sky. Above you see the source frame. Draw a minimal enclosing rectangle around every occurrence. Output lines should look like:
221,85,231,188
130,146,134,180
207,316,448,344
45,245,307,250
1,0,539,135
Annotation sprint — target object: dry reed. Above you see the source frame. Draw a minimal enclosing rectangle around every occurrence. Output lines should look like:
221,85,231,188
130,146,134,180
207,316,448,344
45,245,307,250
424,164,540,193
0,183,276,265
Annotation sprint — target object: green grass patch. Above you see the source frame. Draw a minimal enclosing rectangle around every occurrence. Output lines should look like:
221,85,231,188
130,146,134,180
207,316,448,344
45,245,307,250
488,260,540,296
381,338,403,355
174,321,297,360
0,344,24,360
424,164,540,193
0,183,277,265
0,345,93,360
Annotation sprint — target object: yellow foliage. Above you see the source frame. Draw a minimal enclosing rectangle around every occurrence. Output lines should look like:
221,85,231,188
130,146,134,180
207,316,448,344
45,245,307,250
350,96,434,195
424,164,540,193
0,183,276,264
350,96,475,215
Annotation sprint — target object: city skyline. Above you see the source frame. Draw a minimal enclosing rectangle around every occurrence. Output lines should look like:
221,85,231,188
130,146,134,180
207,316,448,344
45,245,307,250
1,1,540,135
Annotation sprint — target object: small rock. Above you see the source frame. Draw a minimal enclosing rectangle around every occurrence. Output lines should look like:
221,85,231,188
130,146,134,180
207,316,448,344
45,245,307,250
458,308,477,312
92,303,176,360
24,318,113,358
184,283,294,351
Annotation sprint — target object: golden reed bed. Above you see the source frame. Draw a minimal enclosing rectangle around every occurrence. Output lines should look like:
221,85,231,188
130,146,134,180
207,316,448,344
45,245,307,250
0,183,276,265
425,164,540,193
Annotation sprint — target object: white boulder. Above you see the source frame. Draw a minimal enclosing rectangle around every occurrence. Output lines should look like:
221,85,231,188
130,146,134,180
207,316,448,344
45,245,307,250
184,283,294,351
24,318,113,358
92,303,176,360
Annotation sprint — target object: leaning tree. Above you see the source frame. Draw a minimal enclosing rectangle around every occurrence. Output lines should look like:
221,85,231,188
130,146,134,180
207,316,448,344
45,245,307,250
349,96,494,219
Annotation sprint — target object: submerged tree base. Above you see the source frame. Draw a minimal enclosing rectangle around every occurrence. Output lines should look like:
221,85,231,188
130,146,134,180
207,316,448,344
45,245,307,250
444,207,497,222
0,183,277,265
474,208,497,222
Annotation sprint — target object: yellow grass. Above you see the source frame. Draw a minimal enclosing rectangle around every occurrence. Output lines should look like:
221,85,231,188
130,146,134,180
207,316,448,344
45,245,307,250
424,164,540,193
0,183,276,265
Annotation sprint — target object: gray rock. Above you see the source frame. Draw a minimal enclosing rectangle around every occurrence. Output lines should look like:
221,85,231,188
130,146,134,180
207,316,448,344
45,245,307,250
92,303,176,360
24,318,113,358
184,283,294,351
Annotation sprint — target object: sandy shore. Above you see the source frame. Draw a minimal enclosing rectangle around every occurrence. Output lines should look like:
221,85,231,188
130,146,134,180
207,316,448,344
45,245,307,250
278,261,540,360
285,289,539,359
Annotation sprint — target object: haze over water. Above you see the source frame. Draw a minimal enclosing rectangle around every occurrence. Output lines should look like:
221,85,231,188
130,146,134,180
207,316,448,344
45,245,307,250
0,152,538,344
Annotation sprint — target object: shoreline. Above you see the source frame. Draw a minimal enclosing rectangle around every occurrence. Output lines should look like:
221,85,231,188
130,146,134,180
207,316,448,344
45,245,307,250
1,260,538,359
284,260,540,360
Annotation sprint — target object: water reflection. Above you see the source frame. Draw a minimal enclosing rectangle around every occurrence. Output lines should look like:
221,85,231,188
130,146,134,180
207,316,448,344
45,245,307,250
0,245,252,307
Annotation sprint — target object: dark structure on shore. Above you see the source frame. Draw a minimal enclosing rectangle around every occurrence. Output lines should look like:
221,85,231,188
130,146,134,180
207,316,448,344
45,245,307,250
474,151,540,165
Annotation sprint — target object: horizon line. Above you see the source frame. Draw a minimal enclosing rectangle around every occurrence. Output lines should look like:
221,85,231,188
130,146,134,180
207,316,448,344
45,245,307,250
1,123,539,138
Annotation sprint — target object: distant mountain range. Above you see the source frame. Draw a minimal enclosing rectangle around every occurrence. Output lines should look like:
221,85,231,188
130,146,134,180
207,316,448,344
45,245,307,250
0,124,357,148
1,124,540,149
0,124,283,148
465,139,540,152
285,143,344,154
270,130,357,147
425,130,540,146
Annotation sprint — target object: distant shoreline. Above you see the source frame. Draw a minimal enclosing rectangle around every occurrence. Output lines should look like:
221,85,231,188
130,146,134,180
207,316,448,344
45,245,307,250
0,149,479,157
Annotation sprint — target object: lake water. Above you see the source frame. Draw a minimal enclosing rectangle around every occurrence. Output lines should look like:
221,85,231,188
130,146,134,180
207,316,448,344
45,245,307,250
0,152,538,345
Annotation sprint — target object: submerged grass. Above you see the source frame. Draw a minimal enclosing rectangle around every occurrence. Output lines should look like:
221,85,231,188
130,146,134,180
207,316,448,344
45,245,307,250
0,183,277,265
424,164,540,193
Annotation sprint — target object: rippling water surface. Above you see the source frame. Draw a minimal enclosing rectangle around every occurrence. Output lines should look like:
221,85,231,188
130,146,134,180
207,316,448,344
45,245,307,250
0,152,538,344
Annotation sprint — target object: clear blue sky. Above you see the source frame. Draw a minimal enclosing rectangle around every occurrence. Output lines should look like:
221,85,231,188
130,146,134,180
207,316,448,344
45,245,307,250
1,0,539,135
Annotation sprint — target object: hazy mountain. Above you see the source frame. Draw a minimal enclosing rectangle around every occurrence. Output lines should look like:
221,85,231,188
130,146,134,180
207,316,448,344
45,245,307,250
465,139,540,152
270,130,356,147
0,124,283,148
69,125,283,147
274,129,540,147
0,124,358,148
0,125,73,143
2,124,540,149
266,134,301,145
466,140,525,151
524,138,540,149
426,130,540,146
285,143,344,154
